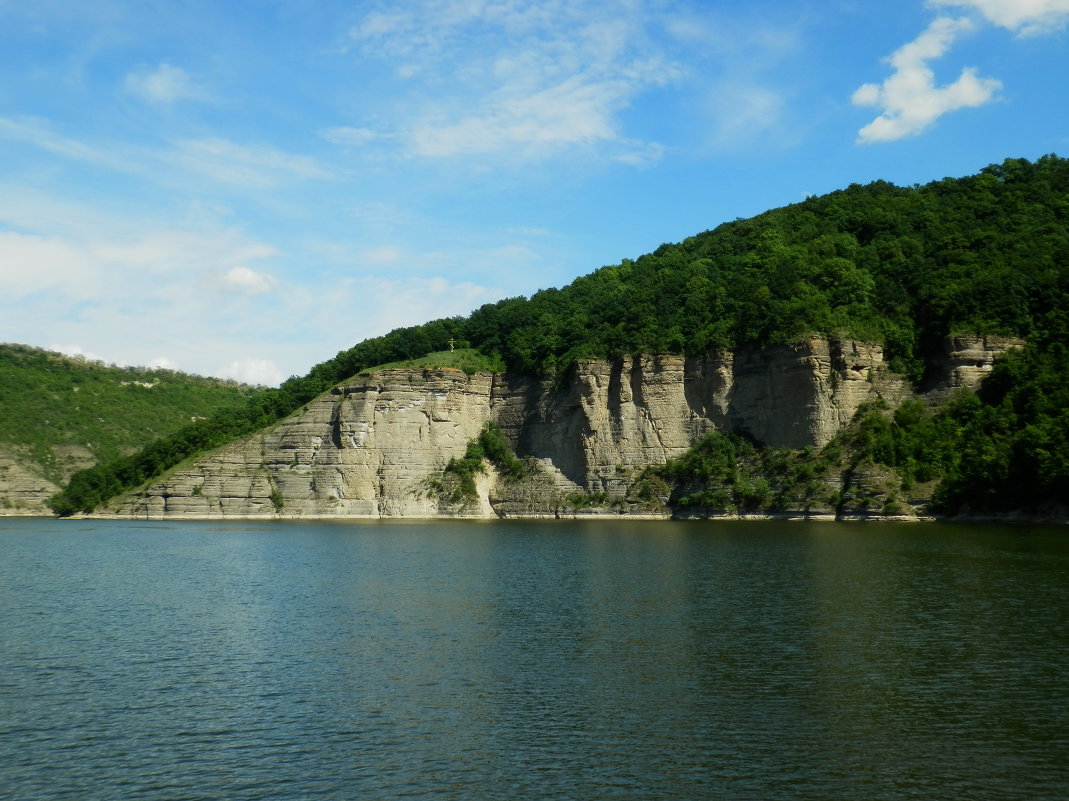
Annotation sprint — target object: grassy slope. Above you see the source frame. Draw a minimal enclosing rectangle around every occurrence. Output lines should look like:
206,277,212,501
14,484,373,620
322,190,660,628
0,344,261,487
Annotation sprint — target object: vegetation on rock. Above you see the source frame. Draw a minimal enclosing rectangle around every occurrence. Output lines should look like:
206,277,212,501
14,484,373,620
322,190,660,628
644,309,1069,518
427,422,531,506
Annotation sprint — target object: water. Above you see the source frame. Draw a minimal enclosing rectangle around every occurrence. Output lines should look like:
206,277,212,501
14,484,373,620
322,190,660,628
1,518,1067,800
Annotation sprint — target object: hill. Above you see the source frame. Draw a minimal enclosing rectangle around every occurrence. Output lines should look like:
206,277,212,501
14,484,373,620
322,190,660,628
50,155,1069,519
0,345,262,514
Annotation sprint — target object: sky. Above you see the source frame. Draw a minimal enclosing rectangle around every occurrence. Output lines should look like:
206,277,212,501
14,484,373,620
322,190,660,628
1,0,1067,386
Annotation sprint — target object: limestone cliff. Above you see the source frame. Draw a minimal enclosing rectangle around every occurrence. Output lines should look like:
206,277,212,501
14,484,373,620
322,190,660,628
0,451,60,515
923,334,1025,402
109,336,1018,520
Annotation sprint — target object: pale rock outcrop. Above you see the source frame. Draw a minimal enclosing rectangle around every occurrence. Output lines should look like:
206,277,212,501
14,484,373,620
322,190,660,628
117,368,495,518
725,338,897,449
924,335,1024,401
114,338,920,519
0,451,59,515
493,354,726,496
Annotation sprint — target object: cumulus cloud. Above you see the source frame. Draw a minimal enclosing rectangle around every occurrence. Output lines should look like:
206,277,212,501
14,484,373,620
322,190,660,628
852,17,1001,143
931,0,1069,35
125,63,211,104
854,1,1069,143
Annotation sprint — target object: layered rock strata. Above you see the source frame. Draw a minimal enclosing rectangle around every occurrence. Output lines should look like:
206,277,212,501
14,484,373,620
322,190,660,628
0,452,59,515
110,337,1017,520
923,335,1024,402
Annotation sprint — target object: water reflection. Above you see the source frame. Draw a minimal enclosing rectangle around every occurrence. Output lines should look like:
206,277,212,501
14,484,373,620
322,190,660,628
1,518,1067,800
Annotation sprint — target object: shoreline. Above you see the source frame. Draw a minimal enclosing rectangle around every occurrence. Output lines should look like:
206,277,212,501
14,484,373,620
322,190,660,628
6,510,1062,524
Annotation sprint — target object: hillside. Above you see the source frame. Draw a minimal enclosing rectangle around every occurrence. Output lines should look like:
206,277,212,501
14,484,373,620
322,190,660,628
0,345,262,514
51,155,1069,519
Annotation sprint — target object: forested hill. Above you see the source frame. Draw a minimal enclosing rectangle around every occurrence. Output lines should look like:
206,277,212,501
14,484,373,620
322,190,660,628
462,154,1068,380
51,155,1069,517
0,344,260,500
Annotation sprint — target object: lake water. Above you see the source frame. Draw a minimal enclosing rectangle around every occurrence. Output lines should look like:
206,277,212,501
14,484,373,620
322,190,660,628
1,518,1067,800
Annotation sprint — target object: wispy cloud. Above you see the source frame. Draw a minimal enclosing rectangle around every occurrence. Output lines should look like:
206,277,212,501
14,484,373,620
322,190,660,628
321,126,380,147
406,74,638,158
852,17,1001,143
0,115,132,172
125,63,212,104
171,138,339,187
931,0,1069,35
343,0,678,163
0,116,339,193
659,8,802,152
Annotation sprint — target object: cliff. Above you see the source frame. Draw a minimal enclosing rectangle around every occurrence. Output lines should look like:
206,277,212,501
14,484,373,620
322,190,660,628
0,450,61,515
107,336,1018,520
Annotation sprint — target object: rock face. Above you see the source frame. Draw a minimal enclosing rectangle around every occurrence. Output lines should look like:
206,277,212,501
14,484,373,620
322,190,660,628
117,369,495,518
0,451,59,515
110,337,1014,520
924,335,1024,402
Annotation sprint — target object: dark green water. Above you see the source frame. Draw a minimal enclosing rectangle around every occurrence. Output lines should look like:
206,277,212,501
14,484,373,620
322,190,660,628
1,518,1067,800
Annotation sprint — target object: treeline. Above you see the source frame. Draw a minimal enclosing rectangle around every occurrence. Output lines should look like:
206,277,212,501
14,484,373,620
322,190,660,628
50,155,1069,515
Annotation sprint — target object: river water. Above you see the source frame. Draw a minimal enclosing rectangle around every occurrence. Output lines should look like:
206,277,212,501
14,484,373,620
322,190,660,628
1,518,1067,800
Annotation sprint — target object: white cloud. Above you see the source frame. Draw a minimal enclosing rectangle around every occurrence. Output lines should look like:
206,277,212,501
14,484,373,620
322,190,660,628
344,0,681,163
612,141,667,168
0,186,514,387
125,63,211,104
0,231,93,295
407,74,632,157
852,17,1001,143
215,358,284,387
931,0,1069,35
219,266,277,295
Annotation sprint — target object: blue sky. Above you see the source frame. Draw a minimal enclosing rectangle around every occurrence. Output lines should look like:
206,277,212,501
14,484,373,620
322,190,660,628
1,0,1067,385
